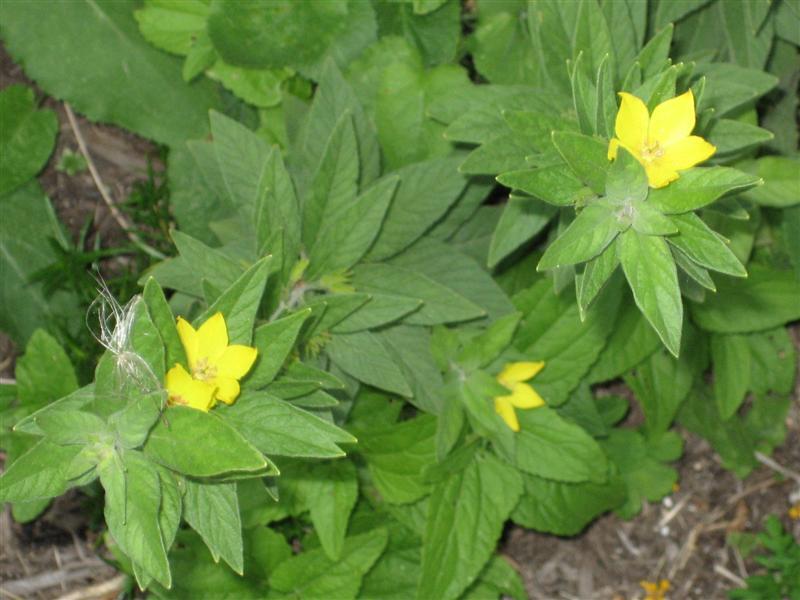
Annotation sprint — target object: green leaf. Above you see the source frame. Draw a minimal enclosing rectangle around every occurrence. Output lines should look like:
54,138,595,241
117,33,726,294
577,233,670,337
0,0,222,147
694,63,777,117
171,230,245,293
707,118,773,155
134,0,210,56
99,450,171,588
326,330,413,396
269,529,388,599
505,407,608,483
206,61,288,108
183,480,243,574
143,277,186,372
668,213,746,277
550,131,610,194
0,181,80,346
144,406,269,477
458,312,522,371
246,309,312,389
207,0,375,78
711,334,751,419
219,392,355,458
302,112,359,251
35,410,109,446
648,167,762,214
497,165,588,207
195,255,272,345
0,85,58,196
357,415,436,504
307,175,398,279
512,474,626,536
537,204,620,271
352,263,484,326
605,147,648,205
690,265,800,333
576,243,619,318
130,297,166,382
374,0,460,66
110,390,165,450
488,197,557,268
513,277,621,405
618,229,683,356
16,329,78,406
0,440,83,502
418,450,522,600
366,156,466,261
289,459,358,561
472,6,538,85
742,156,800,208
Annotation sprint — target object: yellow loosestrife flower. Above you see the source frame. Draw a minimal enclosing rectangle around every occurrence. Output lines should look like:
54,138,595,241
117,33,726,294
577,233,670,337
640,579,670,600
789,502,800,520
493,361,545,432
165,312,258,411
608,90,715,188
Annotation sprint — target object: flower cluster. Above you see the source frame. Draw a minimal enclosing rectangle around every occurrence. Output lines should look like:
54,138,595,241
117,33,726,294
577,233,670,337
640,579,670,600
165,312,257,411
493,361,546,432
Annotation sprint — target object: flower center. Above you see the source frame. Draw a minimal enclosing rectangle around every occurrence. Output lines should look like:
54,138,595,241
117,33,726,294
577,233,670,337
192,357,217,381
640,141,665,162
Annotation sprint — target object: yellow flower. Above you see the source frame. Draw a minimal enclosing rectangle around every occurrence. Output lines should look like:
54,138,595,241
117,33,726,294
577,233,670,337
640,579,670,600
789,502,800,520
165,312,258,411
608,90,715,189
493,361,545,432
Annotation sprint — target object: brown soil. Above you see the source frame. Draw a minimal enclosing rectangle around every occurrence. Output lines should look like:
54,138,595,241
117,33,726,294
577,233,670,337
2,45,799,600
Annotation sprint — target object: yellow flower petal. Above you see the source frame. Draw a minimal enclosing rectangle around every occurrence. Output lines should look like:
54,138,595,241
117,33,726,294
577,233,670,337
215,344,258,380
494,396,519,432
615,92,649,151
607,137,620,160
166,364,215,411
212,376,240,405
176,317,199,370
498,361,545,386
196,312,228,359
660,135,716,172
649,90,695,147
644,163,679,189
506,382,545,409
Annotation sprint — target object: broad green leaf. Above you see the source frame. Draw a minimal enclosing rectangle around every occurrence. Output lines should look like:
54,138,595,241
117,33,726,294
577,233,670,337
326,330,412,396
246,309,312,389
12,385,95,436
302,113,359,251
513,277,621,405
690,265,800,333
601,429,681,518
668,213,747,277
512,474,626,536
183,480,243,574
35,410,109,446
707,118,773,155
605,147,648,204
254,150,302,269
303,294,371,340
463,555,527,600
110,390,165,450
618,229,683,356
550,131,610,194
538,203,620,270
206,61,288,108
710,334,751,419
576,243,619,318
497,165,587,207
694,63,777,117
195,255,272,345
0,181,80,345
0,440,83,502
741,156,800,208
359,518,421,600
307,176,398,279
288,459,358,561
488,197,557,268
207,0,375,78
0,84,58,196
748,327,796,398
648,167,762,214
171,230,245,292
269,529,388,599
418,451,522,600
472,5,538,85
357,415,436,504
16,329,78,406
134,0,209,56
366,156,466,261
219,392,355,458
143,278,186,372
458,312,522,371
99,450,171,588
145,406,269,477
130,297,166,382
0,0,222,146
331,294,422,334
505,408,608,483
373,0,460,66
352,263,484,326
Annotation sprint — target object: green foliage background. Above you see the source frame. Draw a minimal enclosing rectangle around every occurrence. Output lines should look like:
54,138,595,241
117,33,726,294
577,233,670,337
0,0,798,598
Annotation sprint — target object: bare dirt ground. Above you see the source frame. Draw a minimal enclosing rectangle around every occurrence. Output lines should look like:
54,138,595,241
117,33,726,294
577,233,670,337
1,46,799,600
